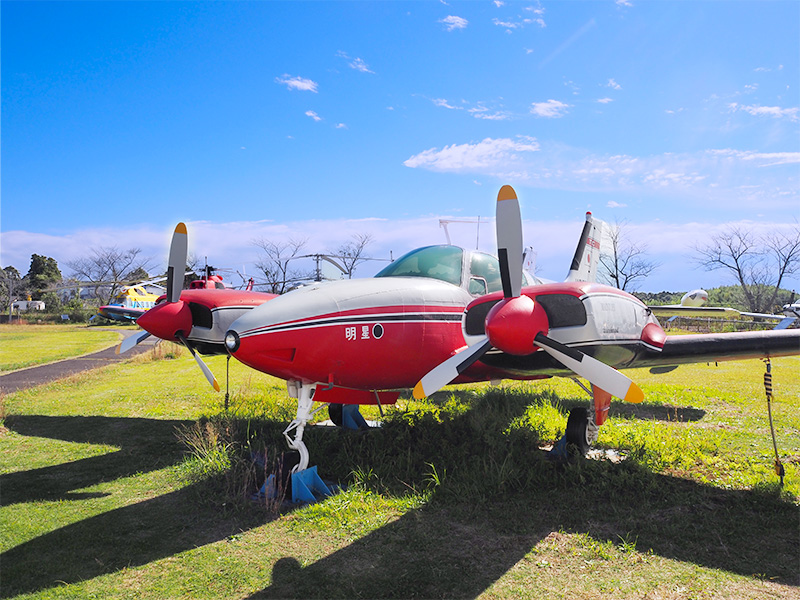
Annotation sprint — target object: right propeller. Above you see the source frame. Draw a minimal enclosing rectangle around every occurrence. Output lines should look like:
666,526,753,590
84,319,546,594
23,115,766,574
413,185,643,405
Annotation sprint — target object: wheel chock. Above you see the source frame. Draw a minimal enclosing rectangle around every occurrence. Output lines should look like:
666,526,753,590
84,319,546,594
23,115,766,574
291,466,332,504
342,404,369,430
547,435,570,461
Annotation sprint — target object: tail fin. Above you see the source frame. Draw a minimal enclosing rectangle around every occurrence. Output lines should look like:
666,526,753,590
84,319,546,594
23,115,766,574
566,212,606,283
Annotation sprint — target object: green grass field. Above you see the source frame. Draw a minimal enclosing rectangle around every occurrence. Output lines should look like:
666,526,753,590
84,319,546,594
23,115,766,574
1,343,798,599
0,324,124,373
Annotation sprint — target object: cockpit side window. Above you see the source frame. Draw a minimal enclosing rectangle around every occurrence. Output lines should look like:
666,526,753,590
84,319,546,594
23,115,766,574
374,246,464,286
469,252,504,294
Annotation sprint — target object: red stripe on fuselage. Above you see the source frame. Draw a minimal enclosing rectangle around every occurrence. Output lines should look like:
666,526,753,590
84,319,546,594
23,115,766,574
233,306,467,389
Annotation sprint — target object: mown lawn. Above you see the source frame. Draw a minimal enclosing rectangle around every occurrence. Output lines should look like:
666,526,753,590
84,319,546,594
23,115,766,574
0,324,124,373
0,347,798,599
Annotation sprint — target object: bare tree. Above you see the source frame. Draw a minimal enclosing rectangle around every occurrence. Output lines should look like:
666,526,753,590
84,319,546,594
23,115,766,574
253,238,309,294
694,225,800,313
0,266,23,320
334,233,374,278
66,247,152,305
599,220,659,291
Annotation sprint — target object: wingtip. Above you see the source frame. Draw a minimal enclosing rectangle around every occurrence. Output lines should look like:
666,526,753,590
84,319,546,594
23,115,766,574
412,381,426,400
175,222,187,235
497,185,517,202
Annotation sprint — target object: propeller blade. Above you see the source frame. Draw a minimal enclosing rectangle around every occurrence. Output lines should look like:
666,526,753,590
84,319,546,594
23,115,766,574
533,333,643,403
166,223,188,303
413,338,493,399
496,185,523,299
116,330,151,355
177,334,221,392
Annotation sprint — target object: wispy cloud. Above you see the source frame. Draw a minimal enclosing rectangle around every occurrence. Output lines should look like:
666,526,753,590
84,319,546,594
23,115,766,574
728,102,799,122
433,98,462,110
275,74,319,93
492,3,546,31
403,137,540,172
597,97,614,104
606,201,627,208
336,51,375,74
439,15,468,31
305,110,322,122
606,78,622,90
530,99,570,118
404,141,799,211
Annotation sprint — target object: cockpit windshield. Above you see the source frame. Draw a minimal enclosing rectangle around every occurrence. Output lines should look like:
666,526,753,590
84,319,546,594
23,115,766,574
374,245,463,286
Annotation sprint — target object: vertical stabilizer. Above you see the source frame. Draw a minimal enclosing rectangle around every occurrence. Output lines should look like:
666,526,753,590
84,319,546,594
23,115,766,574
566,212,606,283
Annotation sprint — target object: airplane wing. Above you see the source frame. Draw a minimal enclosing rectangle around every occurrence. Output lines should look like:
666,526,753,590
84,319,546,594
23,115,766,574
97,305,147,322
649,305,744,319
635,329,800,368
473,329,800,378
649,305,797,329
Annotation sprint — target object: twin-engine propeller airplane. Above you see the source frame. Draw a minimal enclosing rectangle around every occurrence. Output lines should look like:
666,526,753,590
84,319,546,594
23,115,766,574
127,188,799,498
216,186,800,480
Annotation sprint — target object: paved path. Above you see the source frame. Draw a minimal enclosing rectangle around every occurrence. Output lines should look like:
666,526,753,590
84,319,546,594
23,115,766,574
0,330,154,394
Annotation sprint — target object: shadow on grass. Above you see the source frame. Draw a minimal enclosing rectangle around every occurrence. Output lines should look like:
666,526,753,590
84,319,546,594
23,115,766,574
1,415,191,506
2,392,795,599
248,466,798,599
428,388,707,423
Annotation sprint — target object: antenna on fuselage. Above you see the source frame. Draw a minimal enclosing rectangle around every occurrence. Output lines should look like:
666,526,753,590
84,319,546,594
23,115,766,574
439,217,488,249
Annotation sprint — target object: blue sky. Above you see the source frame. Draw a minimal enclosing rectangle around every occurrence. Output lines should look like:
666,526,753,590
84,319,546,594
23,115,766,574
2,1,798,291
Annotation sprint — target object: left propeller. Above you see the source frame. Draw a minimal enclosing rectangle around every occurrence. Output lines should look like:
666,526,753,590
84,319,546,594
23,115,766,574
413,185,644,404
116,222,220,392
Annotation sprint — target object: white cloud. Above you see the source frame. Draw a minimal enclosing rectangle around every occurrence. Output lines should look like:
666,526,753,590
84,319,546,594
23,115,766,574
707,149,800,166
403,137,540,172
5,216,798,294
348,58,374,74
606,78,622,90
335,123,348,129
337,51,375,74
606,201,627,208
275,75,319,93
597,97,614,104
439,15,468,31
305,110,322,122
530,99,570,118
728,102,799,122
433,98,462,110
616,0,633,7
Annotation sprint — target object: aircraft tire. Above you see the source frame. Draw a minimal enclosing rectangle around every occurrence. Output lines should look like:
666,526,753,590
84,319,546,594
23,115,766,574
566,407,591,455
328,403,344,427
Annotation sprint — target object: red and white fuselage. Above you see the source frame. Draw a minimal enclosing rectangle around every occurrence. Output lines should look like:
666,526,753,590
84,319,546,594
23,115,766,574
226,277,472,389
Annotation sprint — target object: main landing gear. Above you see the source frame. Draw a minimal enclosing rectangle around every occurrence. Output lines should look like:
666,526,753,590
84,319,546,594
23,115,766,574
549,382,606,460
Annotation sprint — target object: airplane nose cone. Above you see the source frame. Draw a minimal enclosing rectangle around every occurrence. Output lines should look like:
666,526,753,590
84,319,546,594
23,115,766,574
137,300,193,342
484,295,549,356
